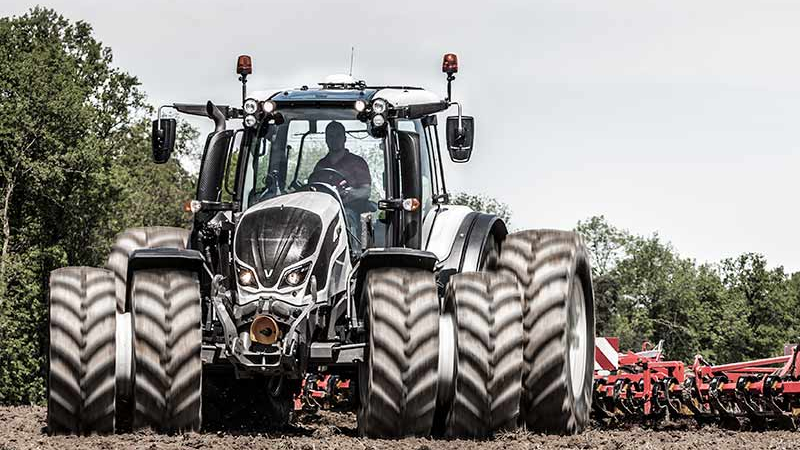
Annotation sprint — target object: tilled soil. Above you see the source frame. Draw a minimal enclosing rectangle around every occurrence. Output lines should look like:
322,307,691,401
1,406,798,450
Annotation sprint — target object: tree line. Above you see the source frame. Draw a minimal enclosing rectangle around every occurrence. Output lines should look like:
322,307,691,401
576,216,800,364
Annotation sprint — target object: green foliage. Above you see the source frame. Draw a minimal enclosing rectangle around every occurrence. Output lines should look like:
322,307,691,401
0,8,196,404
450,192,513,225
575,215,628,278
576,216,800,363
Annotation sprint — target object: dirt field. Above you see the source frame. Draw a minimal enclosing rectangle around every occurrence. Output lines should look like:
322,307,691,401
1,406,798,450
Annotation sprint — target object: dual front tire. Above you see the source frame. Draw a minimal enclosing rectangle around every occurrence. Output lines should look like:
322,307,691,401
47,266,202,435
47,267,117,435
129,269,202,432
47,227,203,435
357,267,440,437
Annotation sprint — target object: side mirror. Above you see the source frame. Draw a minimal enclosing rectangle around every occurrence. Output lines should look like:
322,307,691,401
446,116,474,163
151,118,177,164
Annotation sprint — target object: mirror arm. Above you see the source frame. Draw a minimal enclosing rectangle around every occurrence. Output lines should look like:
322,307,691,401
447,101,464,138
446,73,455,103
156,105,170,136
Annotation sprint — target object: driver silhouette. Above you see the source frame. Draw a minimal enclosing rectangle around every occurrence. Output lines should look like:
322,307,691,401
312,121,373,244
312,121,372,202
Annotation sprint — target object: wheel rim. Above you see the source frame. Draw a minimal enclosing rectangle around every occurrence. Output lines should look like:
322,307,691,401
568,277,588,399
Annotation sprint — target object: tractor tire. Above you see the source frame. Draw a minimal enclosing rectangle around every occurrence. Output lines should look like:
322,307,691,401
357,267,440,438
494,230,595,435
130,269,202,432
106,227,189,313
444,272,524,438
47,267,117,435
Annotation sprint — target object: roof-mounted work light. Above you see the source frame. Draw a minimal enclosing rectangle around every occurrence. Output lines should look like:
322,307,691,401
243,98,259,115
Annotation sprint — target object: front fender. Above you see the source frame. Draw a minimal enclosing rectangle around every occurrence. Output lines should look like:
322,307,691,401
125,247,206,311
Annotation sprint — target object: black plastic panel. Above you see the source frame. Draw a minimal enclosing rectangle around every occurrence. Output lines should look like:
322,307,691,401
235,207,322,287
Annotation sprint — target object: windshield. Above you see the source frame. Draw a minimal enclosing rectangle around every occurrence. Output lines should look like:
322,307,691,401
243,110,385,209
241,108,435,249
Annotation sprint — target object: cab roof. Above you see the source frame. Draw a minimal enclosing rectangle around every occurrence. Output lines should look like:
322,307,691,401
250,83,443,109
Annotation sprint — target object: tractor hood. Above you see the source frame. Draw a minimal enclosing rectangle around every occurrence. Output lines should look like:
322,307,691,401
233,191,345,305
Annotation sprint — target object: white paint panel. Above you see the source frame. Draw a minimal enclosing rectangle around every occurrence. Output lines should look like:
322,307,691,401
424,204,473,262
374,88,442,107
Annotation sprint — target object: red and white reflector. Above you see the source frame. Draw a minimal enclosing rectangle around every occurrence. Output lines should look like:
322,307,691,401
402,198,420,212
595,337,619,371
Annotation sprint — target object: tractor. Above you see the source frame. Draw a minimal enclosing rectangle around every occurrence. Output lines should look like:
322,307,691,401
46,53,596,438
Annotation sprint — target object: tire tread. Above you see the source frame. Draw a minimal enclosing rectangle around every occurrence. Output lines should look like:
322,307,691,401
48,267,116,435
131,269,201,432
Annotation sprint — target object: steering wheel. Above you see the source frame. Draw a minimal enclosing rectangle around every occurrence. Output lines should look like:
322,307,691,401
307,168,350,198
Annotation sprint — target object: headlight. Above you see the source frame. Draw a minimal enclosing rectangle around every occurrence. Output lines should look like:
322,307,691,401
372,114,386,127
238,267,257,287
243,98,259,115
371,98,387,114
244,114,258,128
281,263,311,288
354,100,367,112
262,101,277,114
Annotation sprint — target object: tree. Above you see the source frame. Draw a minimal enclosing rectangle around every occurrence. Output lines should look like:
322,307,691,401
106,119,198,237
573,216,631,339
716,253,795,361
575,216,628,278
450,192,512,225
0,8,197,404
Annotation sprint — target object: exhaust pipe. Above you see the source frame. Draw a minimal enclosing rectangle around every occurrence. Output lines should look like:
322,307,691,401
205,100,226,132
250,315,280,345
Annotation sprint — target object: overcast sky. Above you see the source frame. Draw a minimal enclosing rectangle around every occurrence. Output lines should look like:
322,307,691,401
4,0,800,272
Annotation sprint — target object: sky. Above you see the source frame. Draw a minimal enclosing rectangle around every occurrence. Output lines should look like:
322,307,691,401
3,0,800,272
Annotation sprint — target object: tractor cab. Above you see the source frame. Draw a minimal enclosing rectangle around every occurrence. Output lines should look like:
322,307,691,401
241,84,445,252
151,54,475,257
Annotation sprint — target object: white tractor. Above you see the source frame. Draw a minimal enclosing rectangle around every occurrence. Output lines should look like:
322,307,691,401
46,54,595,438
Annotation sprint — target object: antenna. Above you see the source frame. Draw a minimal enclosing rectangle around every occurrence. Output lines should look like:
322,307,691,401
349,46,355,76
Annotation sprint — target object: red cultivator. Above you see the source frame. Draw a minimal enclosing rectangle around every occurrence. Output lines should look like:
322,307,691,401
593,338,800,428
294,374,354,412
